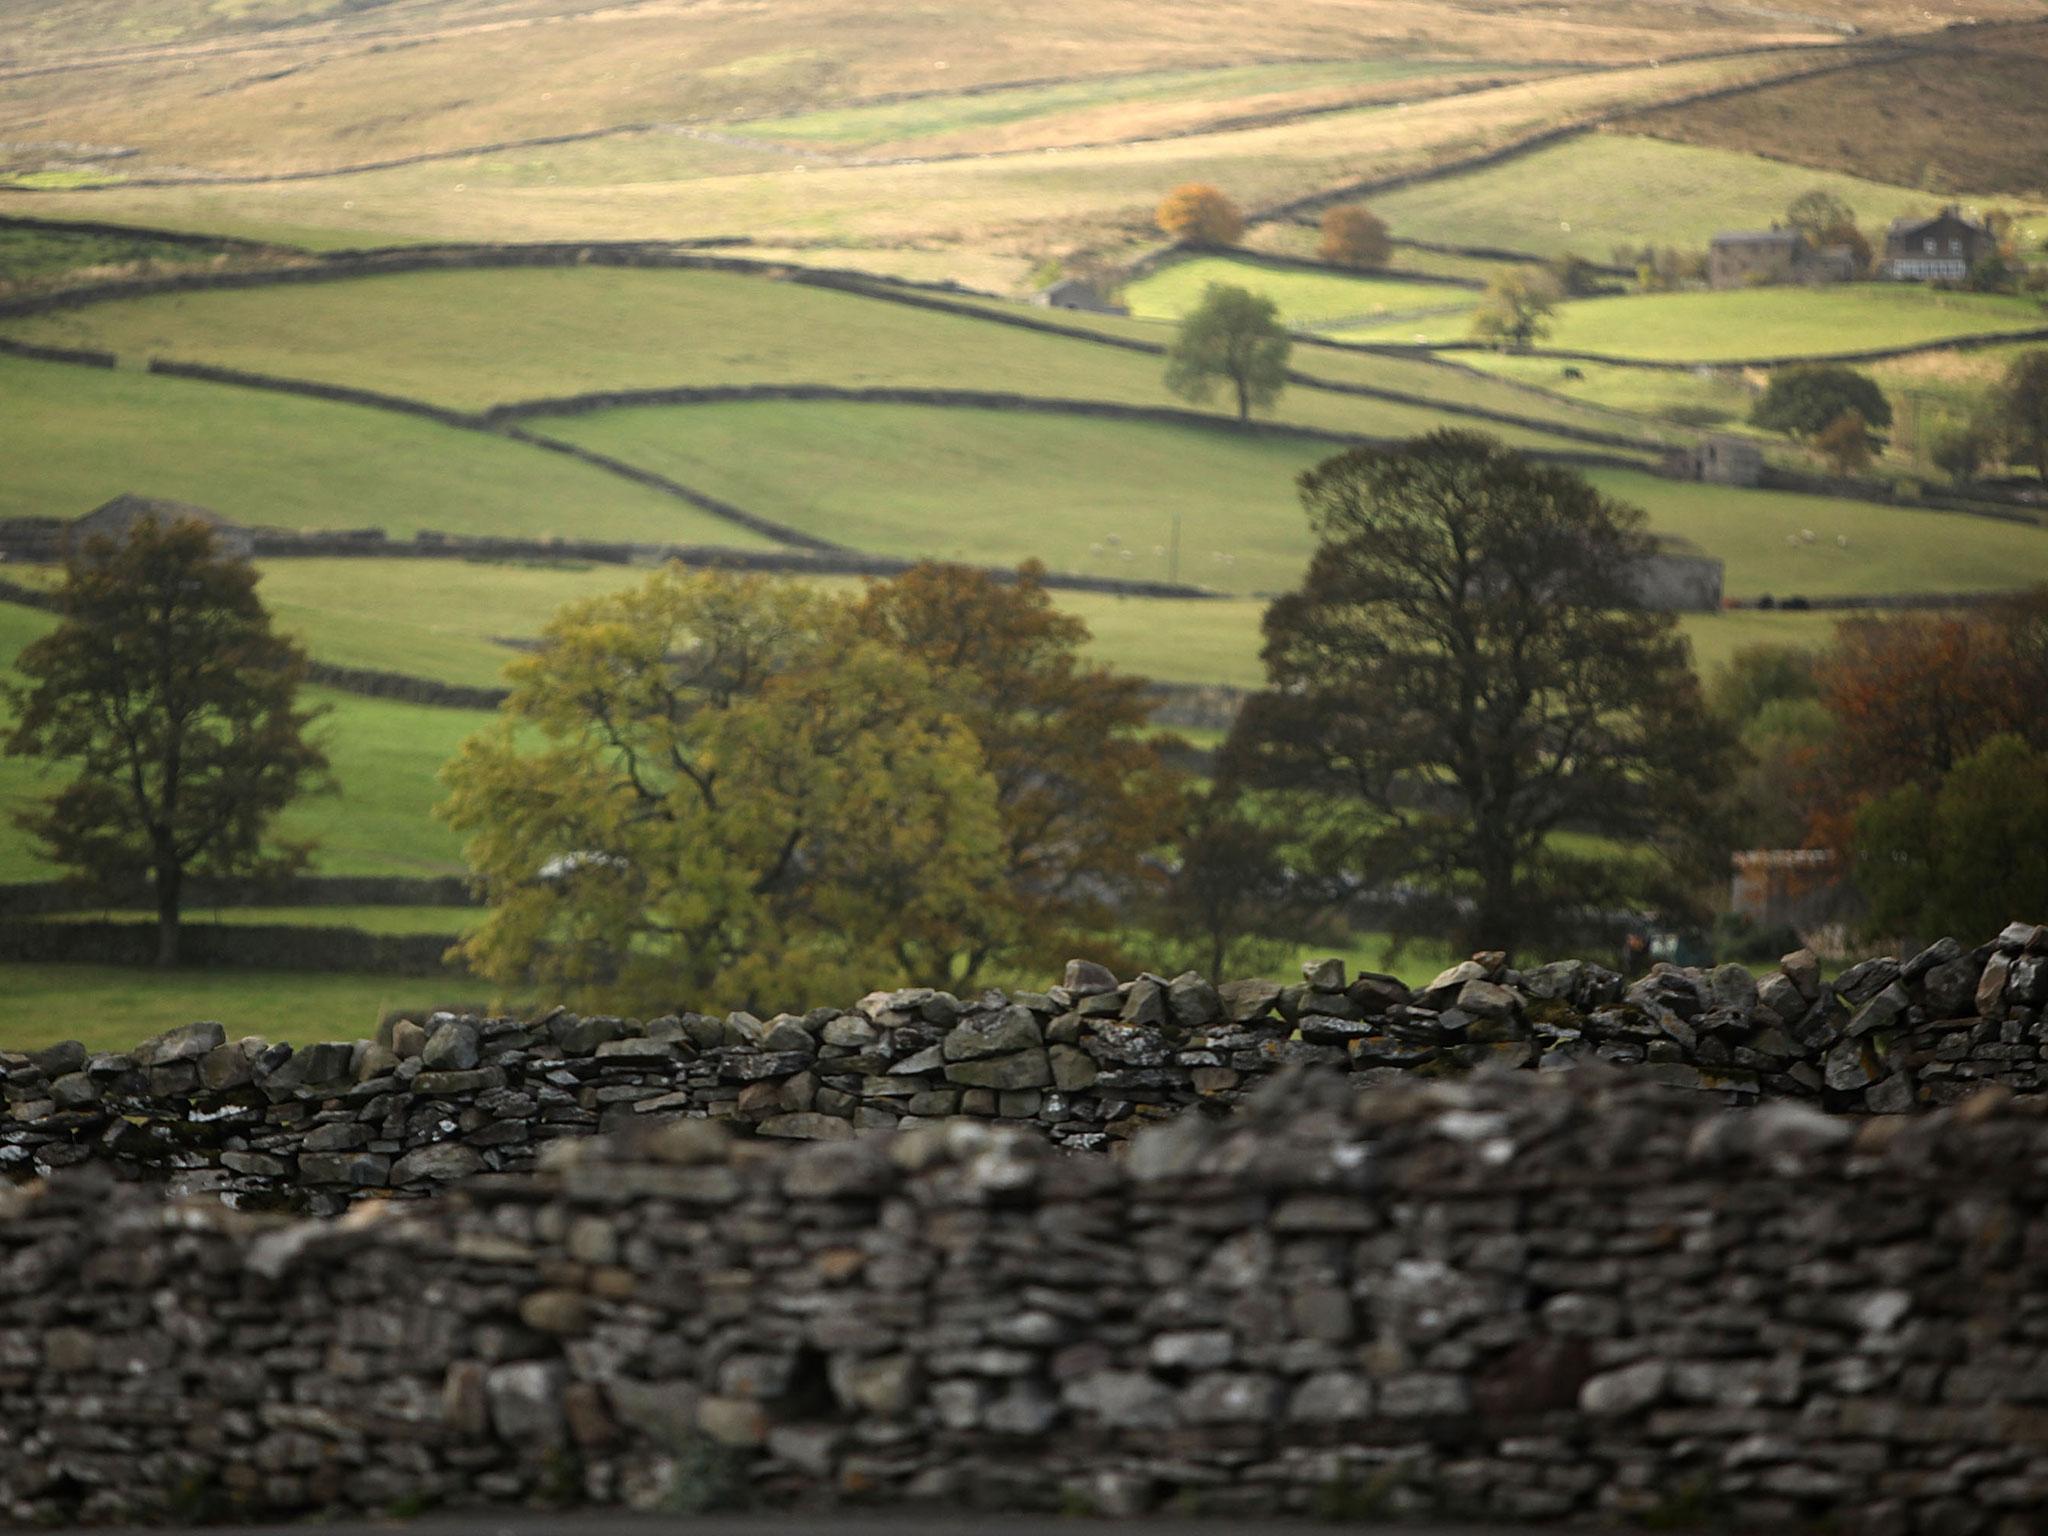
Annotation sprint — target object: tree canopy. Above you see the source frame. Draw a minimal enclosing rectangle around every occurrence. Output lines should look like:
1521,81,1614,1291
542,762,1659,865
1997,348,2048,479
1318,205,1392,269
441,563,1185,1012
1784,188,1871,275
1855,733,2048,945
1751,365,1893,441
1163,283,1292,421
440,569,1007,1014
1156,183,1244,248
1801,590,2048,851
850,561,1185,983
3,515,330,964
1221,430,1736,954
1470,266,1562,350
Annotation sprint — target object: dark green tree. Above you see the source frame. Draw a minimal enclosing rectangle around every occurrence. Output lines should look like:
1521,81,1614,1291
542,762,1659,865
1996,348,2048,479
1221,430,1738,955
1164,283,1291,422
1751,365,1894,442
4,516,331,964
1854,734,2048,944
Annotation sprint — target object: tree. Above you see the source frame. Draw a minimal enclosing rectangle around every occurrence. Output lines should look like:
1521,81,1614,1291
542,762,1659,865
3,515,330,965
1814,409,1876,474
1156,183,1243,248
1854,734,2048,944
1153,785,1335,981
1929,415,1994,483
1221,430,1738,954
1995,348,2048,479
1784,188,1872,275
1707,644,1829,851
1751,364,1893,442
1164,283,1292,421
1801,590,2048,850
439,569,1007,1014
1318,204,1392,269
850,561,1186,983
1470,266,1562,350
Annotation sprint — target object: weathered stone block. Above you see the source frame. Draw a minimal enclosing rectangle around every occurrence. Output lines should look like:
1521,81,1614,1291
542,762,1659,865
943,1048,1052,1090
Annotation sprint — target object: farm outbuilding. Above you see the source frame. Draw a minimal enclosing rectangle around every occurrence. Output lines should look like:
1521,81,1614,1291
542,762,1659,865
1707,228,1857,290
1678,434,1765,486
70,494,255,559
1032,278,1128,315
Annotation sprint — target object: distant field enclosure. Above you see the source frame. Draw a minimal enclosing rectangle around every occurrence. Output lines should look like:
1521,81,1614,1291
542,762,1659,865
1330,283,2048,362
0,354,771,547
1366,133,2048,264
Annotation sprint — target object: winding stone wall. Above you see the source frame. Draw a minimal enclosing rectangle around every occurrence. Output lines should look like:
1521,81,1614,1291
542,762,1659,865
6,925,2045,1213
3,1066,2046,1530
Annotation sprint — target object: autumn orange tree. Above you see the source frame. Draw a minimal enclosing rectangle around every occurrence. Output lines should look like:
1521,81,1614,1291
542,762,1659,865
853,561,1188,982
1803,590,2048,852
1156,183,1243,248
1318,204,1392,269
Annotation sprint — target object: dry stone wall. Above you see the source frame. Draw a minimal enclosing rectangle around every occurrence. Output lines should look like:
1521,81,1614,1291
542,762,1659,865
3,1067,2047,1530
6,924,2047,1213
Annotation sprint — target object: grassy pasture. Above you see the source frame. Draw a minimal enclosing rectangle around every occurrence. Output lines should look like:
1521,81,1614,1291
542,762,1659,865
1332,283,2048,361
1589,469,2048,598
534,401,1332,596
1457,352,1765,430
530,398,2048,602
40,906,487,936
1123,253,1474,329
0,354,772,546
0,267,1639,455
1366,133,2047,264
0,966,505,1053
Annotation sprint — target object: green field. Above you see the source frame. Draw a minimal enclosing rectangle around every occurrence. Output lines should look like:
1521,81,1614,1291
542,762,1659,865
536,401,1331,595
0,355,771,545
1123,253,1475,329
0,966,505,1053
1456,353,1766,431
1367,132,2048,264
42,905,486,935
0,265,1647,455
1590,469,2048,598
1332,283,2048,361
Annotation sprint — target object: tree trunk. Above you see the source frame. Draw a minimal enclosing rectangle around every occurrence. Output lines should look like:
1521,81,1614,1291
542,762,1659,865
155,860,182,967
1472,839,1519,958
1235,375,1251,422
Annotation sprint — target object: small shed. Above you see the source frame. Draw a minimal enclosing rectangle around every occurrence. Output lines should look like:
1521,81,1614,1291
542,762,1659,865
1031,278,1128,315
69,494,255,560
1684,435,1764,487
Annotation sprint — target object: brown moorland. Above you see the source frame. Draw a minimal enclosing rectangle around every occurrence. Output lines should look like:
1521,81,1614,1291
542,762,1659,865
1620,18,2048,198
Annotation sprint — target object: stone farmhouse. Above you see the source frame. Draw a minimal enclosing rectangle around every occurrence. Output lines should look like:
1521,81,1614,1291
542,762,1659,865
1881,205,1997,282
1706,227,1858,290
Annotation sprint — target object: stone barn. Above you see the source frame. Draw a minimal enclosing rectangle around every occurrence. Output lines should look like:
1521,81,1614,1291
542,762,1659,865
1681,433,1765,486
1707,228,1857,290
1032,278,1128,315
68,493,255,560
